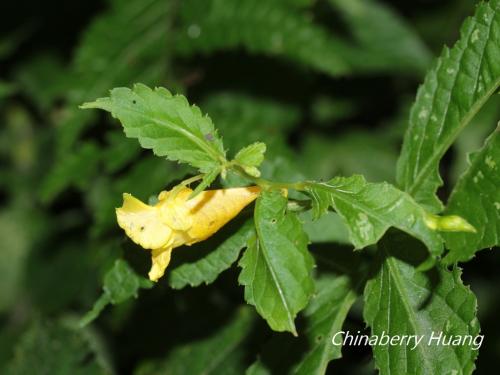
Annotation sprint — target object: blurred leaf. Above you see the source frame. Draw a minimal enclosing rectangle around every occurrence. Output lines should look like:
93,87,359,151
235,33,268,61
300,132,398,182
293,275,357,374
39,142,100,203
101,130,142,173
443,127,500,263
310,96,356,126
300,210,350,245
7,320,109,375
80,259,153,327
88,156,189,235
0,24,33,61
246,361,270,375
0,81,16,101
14,54,70,111
364,235,481,375
305,176,444,255
177,0,354,76
82,84,226,173
201,92,299,158
396,0,500,212
56,0,173,153
169,220,254,289
329,0,431,73
27,242,104,313
0,210,30,312
238,191,314,335
135,307,254,375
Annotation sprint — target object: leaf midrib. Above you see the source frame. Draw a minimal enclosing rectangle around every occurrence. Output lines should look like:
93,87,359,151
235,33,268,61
385,255,433,373
407,8,500,198
119,100,225,165
254,198,296,334
308,181,439,252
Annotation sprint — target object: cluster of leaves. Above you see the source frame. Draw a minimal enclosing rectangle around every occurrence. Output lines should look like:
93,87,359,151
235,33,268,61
0,0,498,374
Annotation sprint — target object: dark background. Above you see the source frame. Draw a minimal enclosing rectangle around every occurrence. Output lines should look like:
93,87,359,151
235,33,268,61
0,0,498,374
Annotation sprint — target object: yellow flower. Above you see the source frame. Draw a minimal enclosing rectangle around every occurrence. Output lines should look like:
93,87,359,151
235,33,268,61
116,186,260,281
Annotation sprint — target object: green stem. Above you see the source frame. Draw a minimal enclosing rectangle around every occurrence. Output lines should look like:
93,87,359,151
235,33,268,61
180,174,204,186
231,164,307,191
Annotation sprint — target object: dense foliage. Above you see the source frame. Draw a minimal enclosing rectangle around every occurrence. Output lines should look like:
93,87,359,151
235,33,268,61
0,0,498,374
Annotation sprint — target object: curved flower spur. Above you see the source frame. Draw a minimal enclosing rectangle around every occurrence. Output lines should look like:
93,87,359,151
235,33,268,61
116,185,261,281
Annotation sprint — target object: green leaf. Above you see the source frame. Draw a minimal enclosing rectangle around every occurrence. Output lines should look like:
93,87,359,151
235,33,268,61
81,84,226,173
135,307,254,375
235,142,266,167
293,275,357,374
443,127,500,263
39,142,101,203
80,259,153,327
57,0,173,152
364,235,481,375
328,0,431,74
235,142,267,177
396,0,500,212
169,220,255,289
245,247,366,374
7,320,109,375
238,191,314,335
177,0,352,76
305,176,444,256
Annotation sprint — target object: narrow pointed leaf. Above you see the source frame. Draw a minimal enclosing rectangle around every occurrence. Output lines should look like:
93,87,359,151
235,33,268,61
190,166,221,199
396,0,500,211
169,220,255,289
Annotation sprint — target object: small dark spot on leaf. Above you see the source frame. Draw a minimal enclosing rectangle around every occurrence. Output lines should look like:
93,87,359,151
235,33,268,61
132,100,137,104
204,133,214,141
316,335,323,343
271,219,277,224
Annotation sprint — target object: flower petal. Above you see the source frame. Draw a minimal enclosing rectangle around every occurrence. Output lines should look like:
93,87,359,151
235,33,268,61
149,247,173,281
116,193,174,249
